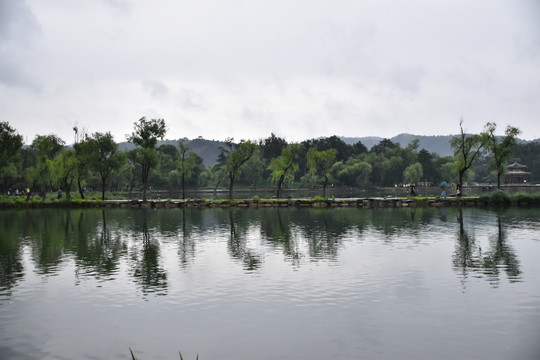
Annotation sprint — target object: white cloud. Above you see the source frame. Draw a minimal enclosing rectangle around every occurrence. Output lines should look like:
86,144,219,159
1,0,539,144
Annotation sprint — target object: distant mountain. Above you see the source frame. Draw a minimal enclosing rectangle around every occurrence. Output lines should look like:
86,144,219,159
118,137,226,166
341,134,456,156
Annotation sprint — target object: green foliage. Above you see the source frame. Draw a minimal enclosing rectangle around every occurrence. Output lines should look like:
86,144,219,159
335,157,372,187
313,195,327,201
261,133,288,162
509,192,540,202
0,122,24,190
127,117,166,149
480,190,511,204
268,145,299,198
241,149,266,189
2,117,534,201
127,117,167,201
28,134,66,199
450,118,488,191
307,147,337,197
484,122,521,188
403,162,423,184
218,139,256,199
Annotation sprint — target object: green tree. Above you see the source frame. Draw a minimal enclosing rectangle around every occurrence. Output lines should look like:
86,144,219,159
127,117,166,201
417,149,437,185
178,142,199,199
365,152,391,186
334,157,372,187
118,152,140,192
89,132,125,200
370,138,396,155
73,137,94,199
0,122,23,192
307,147,337,197
241,149,266,191
28,134,65,199
268,144,299,198
261,133,288,163
450,119,487,193
52,150,78,199
316,135,351,162
351,141,368,156
403,162,423,184
484,122,521,188
218,139,256,199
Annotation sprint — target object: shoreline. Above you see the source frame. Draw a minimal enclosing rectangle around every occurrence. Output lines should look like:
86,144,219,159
2,196,539,209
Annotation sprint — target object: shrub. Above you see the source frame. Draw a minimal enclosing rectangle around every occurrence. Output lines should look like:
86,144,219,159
481,190,510,204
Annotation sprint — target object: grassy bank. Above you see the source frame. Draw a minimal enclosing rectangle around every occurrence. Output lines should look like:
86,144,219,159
1,191,540,209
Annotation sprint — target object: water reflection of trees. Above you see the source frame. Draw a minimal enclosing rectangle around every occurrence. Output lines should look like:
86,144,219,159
0,206,527,299
129,209,168,296
0,211,25,295
259,208,302,266
228,209,261,271
258,207,438,265
453,207,521,286
481,213,521,283
177,209,196,269
74,210,127,282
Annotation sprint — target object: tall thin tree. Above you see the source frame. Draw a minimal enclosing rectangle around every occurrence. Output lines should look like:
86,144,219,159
127,117,166,201
450,118,487,194
484,122,521,188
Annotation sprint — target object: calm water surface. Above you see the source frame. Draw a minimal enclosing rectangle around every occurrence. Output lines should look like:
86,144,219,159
0,207,539,359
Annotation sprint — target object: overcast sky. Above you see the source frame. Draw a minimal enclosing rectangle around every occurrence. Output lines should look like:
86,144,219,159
1,0,539,145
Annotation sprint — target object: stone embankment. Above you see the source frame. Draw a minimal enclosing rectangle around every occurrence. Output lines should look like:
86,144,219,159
118,197,538,208
5,197,538,209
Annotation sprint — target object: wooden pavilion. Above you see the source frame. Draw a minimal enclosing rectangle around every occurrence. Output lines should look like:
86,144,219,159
504,162,531,184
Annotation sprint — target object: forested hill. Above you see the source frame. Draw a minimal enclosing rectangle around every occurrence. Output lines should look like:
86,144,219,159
118,137,226,166
340,134,456,157
117,134,538,166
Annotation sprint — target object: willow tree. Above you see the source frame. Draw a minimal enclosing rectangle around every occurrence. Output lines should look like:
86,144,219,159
178,142,199,199
89,132,125,200
127,117,166,201
268,144,299,198
29,134,65,199
484,122,521,189
307,147,337,197
52,149,78,199
450,119,487,194
403,162,423,185
218,139,256,200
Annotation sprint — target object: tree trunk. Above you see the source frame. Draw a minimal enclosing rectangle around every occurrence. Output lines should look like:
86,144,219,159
40,186,47,201
101,177,106,201
181,173,186,199
458,171,464,195
229,173,234,200
142,165,149,201
276,174,285,199
64,179,72,200
77,178,85,199
322,175,328,198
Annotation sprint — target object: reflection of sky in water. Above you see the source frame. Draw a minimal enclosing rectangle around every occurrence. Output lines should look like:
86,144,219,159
0,207,539,359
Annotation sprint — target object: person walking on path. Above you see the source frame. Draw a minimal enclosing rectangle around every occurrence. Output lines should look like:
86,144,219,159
440,182,447,198
410,183,417,196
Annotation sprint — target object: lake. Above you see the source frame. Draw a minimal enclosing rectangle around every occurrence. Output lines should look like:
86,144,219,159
0,206,539,359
